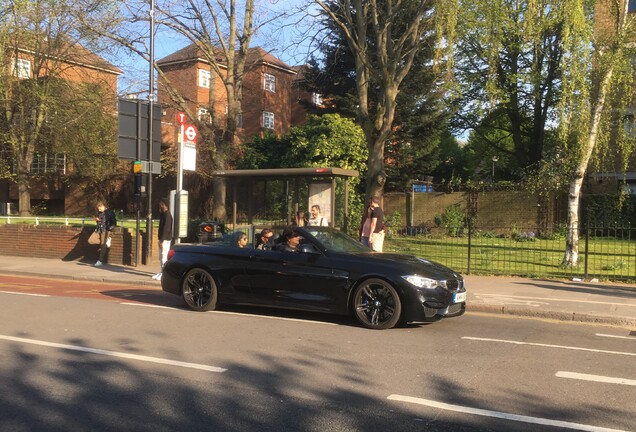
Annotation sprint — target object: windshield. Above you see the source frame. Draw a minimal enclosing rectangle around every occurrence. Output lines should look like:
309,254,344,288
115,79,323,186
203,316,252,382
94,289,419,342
302,227,370,253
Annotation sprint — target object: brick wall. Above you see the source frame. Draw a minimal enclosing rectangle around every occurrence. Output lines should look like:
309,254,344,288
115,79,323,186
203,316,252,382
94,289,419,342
0,225,144,266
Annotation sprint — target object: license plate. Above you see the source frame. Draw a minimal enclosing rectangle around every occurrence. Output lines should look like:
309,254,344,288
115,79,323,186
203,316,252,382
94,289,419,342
453,292,467,303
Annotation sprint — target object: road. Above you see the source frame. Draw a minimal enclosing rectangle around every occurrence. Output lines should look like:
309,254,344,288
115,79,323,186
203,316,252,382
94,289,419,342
0,275,635,432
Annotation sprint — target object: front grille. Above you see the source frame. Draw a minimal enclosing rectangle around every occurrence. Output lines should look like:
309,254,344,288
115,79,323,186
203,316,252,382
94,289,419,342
447,303,463,314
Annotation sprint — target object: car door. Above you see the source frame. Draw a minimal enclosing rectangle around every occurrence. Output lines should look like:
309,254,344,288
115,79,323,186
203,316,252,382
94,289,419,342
247,245,348,313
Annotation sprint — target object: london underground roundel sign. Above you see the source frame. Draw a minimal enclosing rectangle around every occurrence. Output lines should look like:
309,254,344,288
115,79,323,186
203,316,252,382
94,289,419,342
184,125,197,143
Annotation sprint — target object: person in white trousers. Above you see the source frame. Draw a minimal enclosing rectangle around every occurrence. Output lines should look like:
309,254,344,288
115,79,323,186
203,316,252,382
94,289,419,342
152,199,173,281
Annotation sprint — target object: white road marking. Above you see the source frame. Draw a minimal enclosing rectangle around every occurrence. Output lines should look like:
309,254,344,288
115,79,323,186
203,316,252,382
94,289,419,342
387,394,629,432
120,302,175,310
474,293,636,308
210,310,339,325
596,333,636,341
556,371,636,386
0,291,49,297
0,335,226,373
462,337,636,357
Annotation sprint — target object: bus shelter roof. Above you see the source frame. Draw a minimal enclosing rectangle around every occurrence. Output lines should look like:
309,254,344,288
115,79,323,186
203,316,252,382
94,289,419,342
212,167,359,179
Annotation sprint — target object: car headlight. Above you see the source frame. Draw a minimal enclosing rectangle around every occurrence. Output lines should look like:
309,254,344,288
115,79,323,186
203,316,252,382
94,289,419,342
402,275,443,289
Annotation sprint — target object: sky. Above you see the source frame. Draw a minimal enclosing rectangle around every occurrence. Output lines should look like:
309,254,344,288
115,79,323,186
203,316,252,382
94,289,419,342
112,0,319,97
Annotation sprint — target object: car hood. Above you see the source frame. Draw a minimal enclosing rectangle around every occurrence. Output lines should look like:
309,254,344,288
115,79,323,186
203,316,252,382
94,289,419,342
350,252,463,280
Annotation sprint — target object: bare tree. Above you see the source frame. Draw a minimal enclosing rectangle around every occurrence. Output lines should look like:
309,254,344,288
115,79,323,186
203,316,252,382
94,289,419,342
313,0,439,202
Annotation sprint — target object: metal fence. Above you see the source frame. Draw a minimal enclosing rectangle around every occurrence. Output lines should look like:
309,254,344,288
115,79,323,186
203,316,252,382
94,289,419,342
383,223,636,282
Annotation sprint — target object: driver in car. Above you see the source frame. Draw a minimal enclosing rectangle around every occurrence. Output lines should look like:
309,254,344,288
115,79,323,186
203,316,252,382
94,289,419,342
274,226,302,253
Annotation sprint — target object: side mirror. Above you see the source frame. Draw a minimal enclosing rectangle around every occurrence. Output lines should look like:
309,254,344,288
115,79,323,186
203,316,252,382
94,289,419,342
300,243,321,255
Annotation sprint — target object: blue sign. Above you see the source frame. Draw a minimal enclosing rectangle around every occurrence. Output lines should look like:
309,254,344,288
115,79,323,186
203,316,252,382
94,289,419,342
413,184,432,193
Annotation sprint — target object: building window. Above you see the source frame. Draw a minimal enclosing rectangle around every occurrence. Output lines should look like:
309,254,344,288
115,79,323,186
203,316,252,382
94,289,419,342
198,107,211,124
311,92,323,106
630,0,636,13
262,111,274,129
264,73,276,92
198,69,211,88
13,58,31,79
30,153,66,174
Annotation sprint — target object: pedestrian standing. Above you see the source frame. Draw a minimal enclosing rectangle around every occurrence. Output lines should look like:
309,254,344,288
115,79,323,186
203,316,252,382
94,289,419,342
152,199,173,281
368,196,385,252
94,201,117,266
359,200,373,247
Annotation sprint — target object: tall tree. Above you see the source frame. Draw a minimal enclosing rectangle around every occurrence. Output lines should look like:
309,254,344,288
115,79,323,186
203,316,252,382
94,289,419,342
560,0,636,266
153,0,259,220
452,0,564,177
305,4,448,191
0,0,119,216
313,0,444,202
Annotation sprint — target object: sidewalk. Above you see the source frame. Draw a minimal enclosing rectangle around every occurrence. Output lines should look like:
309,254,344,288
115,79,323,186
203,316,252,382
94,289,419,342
0,256,635,328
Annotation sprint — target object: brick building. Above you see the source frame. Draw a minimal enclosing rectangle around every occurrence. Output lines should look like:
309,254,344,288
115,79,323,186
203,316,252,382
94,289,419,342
156,44,320,149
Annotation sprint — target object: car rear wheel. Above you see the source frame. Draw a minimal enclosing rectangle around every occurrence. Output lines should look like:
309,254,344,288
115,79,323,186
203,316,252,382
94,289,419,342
181,268,218,311
352,278,402,329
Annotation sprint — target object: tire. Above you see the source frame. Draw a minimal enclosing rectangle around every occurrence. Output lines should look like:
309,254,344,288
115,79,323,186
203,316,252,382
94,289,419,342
352,278,402,329
181,268,218,311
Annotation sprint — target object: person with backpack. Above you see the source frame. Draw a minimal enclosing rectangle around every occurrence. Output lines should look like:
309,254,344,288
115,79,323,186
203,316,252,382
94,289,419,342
94,201,117,267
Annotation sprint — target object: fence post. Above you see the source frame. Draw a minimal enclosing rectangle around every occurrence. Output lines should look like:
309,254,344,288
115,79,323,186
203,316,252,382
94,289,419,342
584,215,590,280
467,194,472,274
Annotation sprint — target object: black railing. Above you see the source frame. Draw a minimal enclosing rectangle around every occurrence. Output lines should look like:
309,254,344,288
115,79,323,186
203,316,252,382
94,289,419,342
384,223,636,282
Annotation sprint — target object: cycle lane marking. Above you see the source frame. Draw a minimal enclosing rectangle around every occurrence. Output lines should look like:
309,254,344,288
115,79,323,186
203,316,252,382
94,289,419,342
387,394,629,432
0,335,227,373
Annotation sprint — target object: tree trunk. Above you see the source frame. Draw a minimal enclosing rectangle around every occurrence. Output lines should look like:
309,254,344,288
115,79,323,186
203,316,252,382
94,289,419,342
212,177,227,221
562,65,615,267
17,173,31,216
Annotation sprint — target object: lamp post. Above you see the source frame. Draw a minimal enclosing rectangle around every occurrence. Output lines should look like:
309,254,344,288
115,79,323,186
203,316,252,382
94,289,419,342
491,156,499,179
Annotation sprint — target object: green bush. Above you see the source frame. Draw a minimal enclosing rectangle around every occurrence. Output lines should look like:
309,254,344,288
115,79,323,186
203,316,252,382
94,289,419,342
434,204,466,237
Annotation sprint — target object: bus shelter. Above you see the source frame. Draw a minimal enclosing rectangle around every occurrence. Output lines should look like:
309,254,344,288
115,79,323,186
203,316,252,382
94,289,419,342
213,167,359,231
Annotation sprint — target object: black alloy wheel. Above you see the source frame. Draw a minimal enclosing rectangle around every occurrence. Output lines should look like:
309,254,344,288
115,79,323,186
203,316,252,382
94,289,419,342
181,268,218,311
352,278,402,329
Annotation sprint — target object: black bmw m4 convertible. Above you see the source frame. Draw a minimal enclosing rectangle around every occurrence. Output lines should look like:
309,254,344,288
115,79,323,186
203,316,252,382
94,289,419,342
161,226,466,329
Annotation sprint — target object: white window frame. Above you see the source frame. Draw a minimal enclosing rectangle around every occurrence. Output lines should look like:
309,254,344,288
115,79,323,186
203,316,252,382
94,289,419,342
262,111,275,129
13,58,31,79
198,69,211,88
311,92,323,106
30,153,66,174
198,107,211,124
264,73,276,93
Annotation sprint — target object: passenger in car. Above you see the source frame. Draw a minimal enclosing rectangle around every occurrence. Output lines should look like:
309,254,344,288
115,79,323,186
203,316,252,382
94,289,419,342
274,226,301,253
256,228,274,250
233,231,248,248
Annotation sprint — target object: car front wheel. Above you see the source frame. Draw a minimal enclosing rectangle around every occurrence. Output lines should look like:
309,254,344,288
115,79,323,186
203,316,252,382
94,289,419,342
352,278,402,329
181,268,218,311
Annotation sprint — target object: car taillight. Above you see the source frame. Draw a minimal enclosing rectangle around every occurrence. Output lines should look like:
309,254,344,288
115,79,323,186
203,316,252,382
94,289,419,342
167,249,175,261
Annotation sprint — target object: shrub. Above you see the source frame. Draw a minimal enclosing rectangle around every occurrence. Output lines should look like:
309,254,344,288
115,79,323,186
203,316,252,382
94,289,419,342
434,204,466,237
